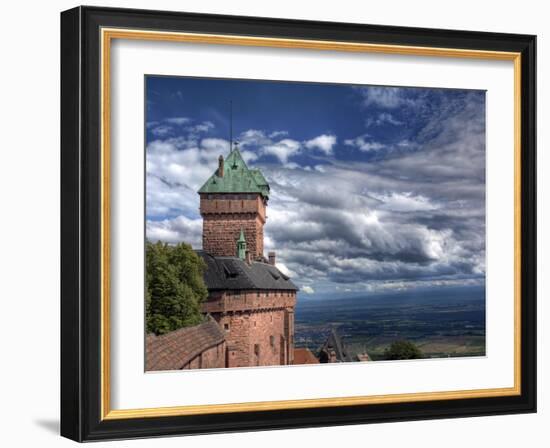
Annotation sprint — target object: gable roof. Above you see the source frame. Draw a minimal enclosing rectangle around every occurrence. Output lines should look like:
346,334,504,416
197,251,298,291
198,148,269,197
320,327,352,362
146,317,225,371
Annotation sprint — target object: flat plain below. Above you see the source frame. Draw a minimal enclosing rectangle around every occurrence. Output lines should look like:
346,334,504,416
294,285,486,360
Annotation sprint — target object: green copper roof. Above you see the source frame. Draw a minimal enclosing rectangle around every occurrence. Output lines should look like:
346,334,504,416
198,148,270,197
250,169,268,188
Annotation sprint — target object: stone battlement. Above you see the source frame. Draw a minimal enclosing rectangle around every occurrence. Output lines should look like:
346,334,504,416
202,290,296,315
200,193,266,222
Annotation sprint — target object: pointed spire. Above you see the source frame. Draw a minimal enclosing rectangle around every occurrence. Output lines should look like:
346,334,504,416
236,228,247,260
237,228,246,243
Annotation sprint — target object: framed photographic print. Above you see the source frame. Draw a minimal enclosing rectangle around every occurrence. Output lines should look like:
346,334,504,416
60,6,536,442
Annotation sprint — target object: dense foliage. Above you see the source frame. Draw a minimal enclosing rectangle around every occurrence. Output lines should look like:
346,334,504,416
383,340,423,360
146,241,208,335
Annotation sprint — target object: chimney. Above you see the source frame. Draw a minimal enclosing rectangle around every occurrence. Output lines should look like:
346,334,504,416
268,251,276,266
245,250,252,265
218,155,224,177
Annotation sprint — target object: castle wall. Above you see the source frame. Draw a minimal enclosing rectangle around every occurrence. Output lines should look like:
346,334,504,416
203,290,296,368
200,194,266,258
181,340,226,370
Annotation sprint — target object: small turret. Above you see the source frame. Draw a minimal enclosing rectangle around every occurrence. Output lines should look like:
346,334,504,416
236,228,247,260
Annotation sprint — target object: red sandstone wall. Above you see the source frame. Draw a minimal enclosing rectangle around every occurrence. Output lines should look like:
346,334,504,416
200,194,266,258
285,309,295,364
219,309,287,368
202,290,296,314
199,191,297,368
204,290,297,368
202,216,264,258
222,313,252,367
182,341,226,369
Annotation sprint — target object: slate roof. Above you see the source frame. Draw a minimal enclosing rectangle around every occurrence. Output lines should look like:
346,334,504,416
145,317,225,371
198,148,270,197
320,327,353,362
197,251,298,291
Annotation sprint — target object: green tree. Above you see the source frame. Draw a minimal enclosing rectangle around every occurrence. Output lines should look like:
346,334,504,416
146,241,208,335
384,340,423,360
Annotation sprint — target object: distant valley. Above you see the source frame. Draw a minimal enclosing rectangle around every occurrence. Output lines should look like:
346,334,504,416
294,285,486,360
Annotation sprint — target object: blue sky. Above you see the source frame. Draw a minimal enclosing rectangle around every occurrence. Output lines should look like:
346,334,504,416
145,75,486,299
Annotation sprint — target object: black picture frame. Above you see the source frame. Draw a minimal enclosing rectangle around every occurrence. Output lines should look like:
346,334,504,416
61,5,536,442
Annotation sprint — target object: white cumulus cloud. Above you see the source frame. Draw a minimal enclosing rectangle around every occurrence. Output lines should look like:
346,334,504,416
262,139,301,164
304,134,337,155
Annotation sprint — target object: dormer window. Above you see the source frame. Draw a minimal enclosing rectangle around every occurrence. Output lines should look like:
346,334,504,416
223,265,238,278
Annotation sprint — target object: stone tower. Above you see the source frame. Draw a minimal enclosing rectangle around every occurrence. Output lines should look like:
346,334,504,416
197,146,298,368
198,146,269,259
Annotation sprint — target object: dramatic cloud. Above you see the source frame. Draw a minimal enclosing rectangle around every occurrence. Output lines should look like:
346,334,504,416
370,192,438,212
145,133,228,219
147,215,202,246
146,82,486,296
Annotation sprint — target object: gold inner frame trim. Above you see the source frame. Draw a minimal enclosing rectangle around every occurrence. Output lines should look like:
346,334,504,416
100,27,522,420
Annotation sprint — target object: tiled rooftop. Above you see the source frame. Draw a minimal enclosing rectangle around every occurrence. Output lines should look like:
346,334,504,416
293,348,320,365
145,317,225,371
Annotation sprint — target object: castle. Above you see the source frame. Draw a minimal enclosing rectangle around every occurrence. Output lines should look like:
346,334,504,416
146,145,303,370
197,146,298,367
145,145,368,370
